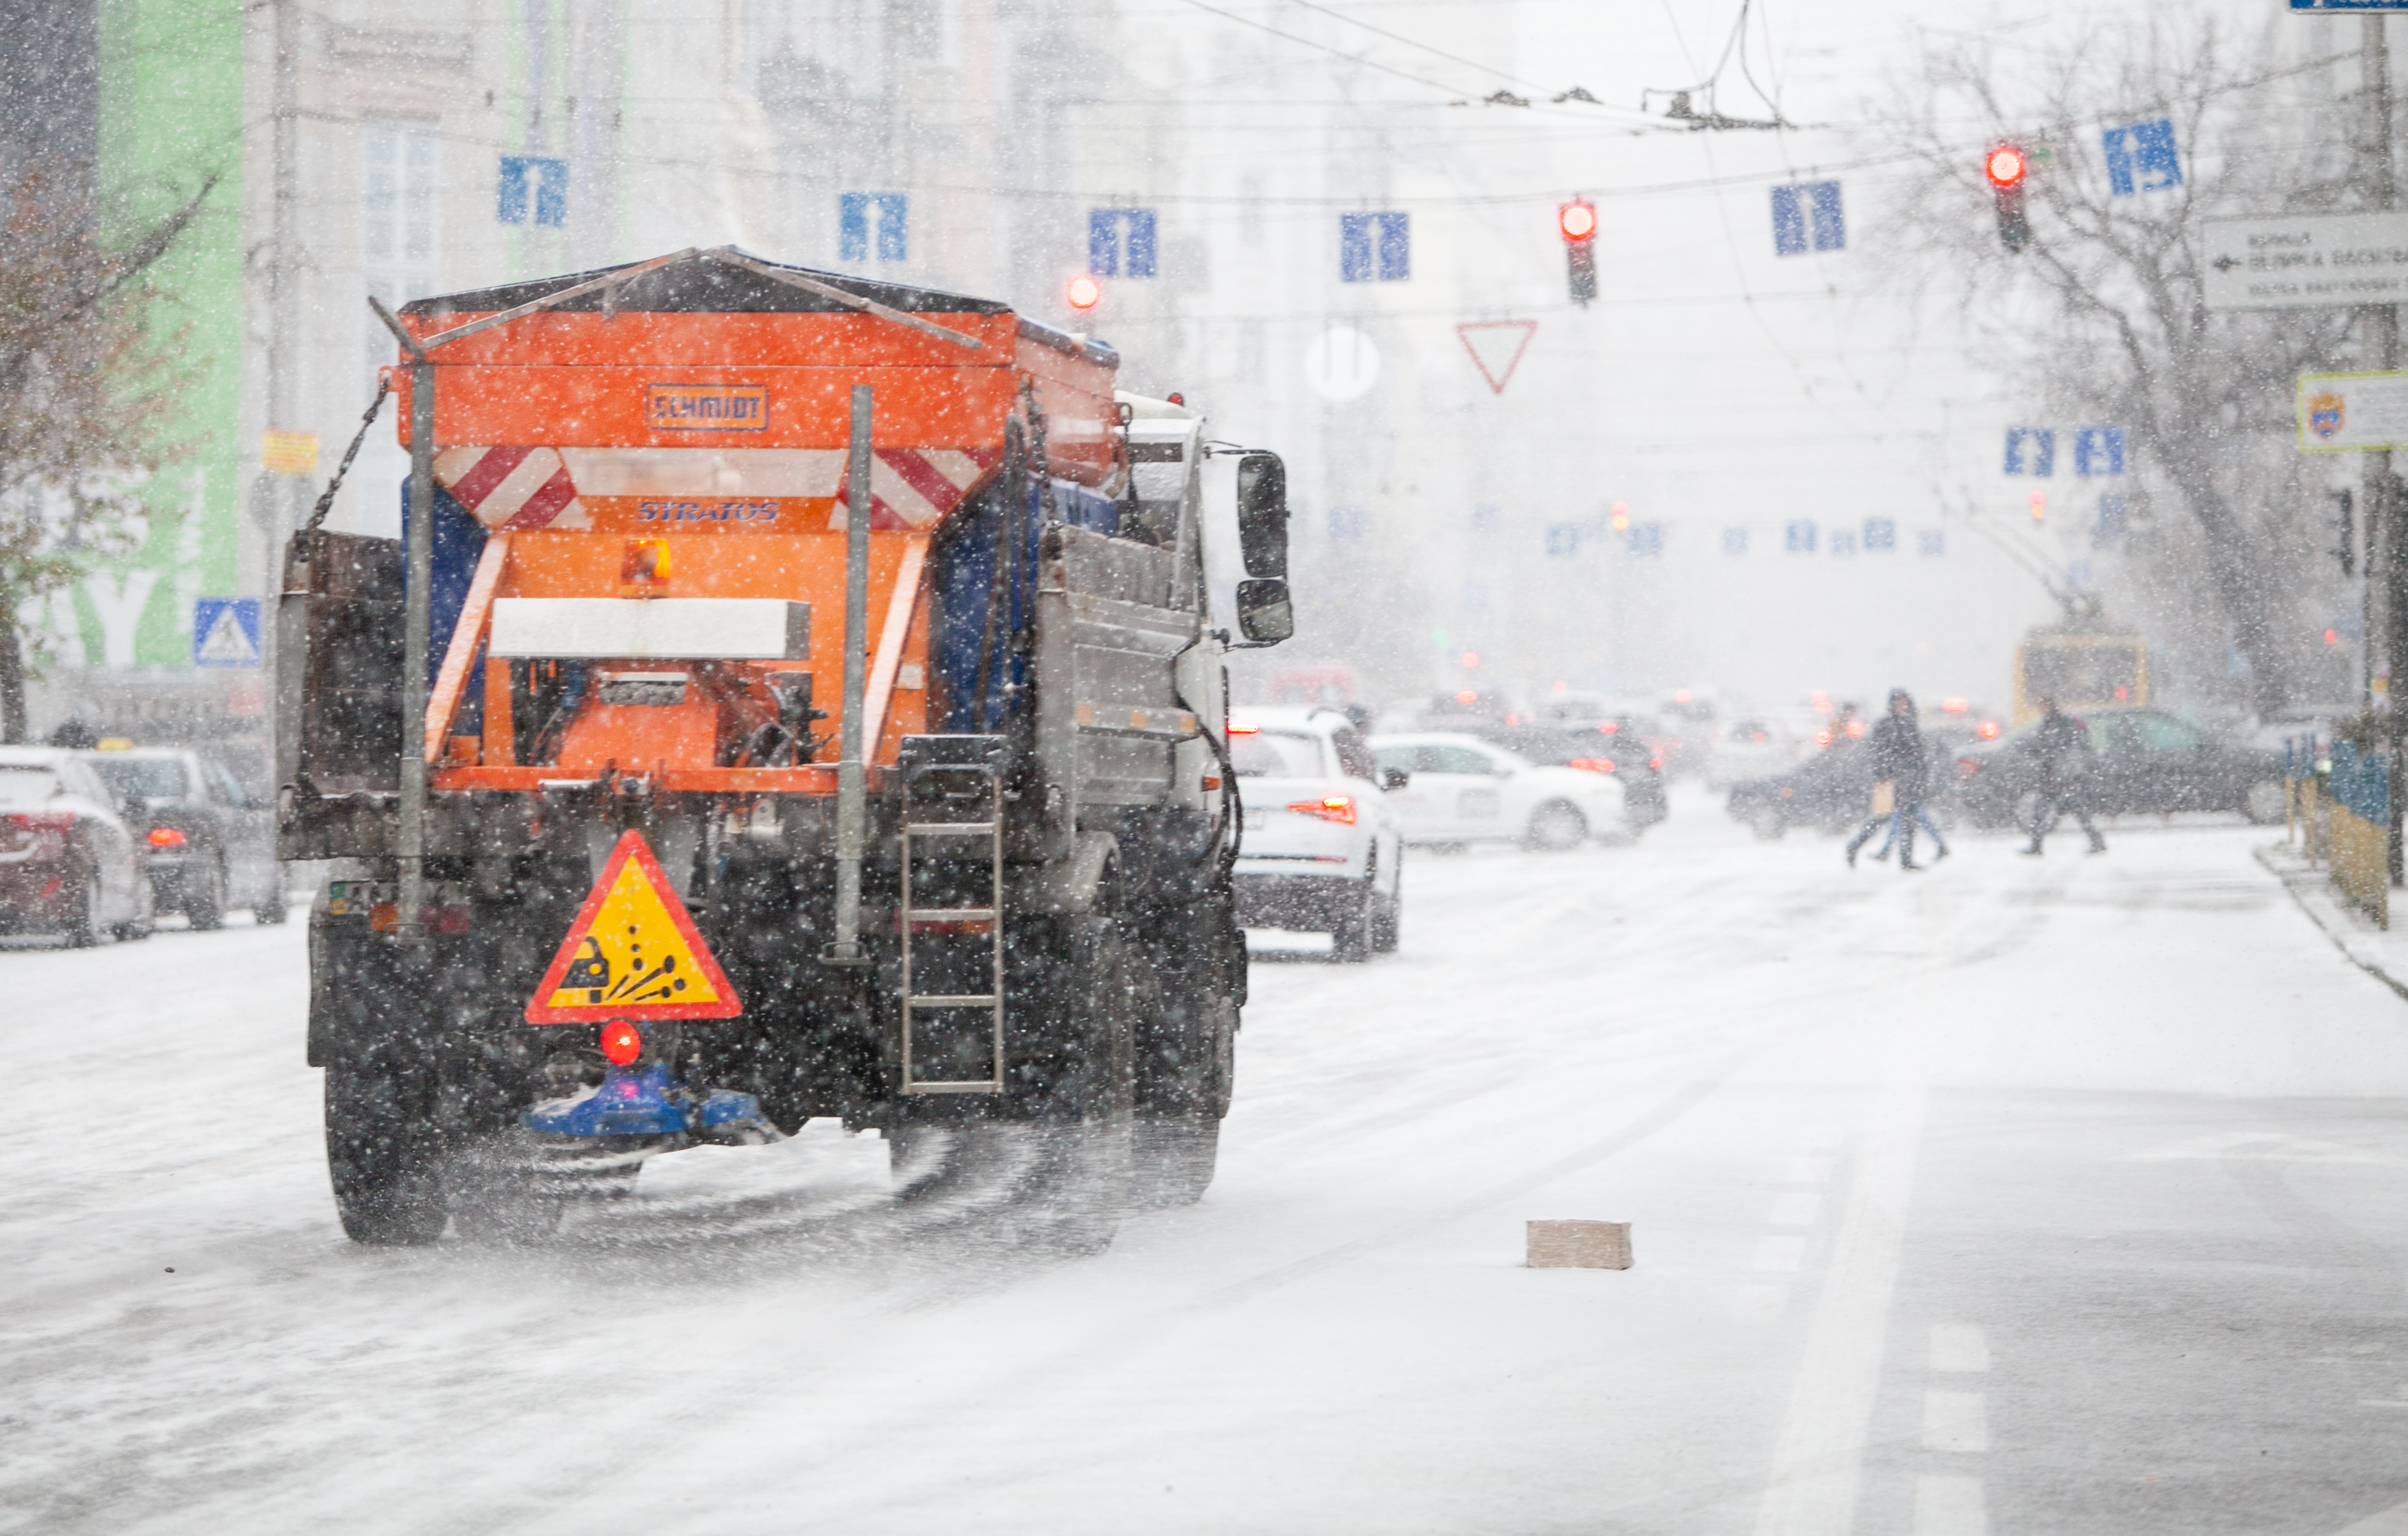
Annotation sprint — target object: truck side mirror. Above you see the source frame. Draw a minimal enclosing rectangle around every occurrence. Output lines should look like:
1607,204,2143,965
1236,453,1288,578
1235,577,1294,645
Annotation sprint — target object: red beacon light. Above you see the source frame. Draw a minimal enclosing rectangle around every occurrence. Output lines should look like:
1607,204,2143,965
1066,274,1101,311
1984,146,2027,189
599,1020,643,1067
1558,200,1597,241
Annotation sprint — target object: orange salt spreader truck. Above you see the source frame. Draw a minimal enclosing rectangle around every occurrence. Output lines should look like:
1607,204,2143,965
276,248,1296,1247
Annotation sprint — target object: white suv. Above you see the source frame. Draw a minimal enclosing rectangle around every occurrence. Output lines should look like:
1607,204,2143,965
1229,708,1403,961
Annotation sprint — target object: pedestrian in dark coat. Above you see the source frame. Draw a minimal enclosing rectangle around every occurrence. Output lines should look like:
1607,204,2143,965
1846,690,1945,869
2023,696,2106,854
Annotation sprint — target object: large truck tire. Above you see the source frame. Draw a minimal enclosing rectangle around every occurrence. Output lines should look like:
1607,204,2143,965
1132,987,1234,1210
324,1044,448,1246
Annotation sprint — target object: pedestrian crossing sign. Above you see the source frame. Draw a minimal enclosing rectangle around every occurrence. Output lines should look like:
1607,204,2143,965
525,830,741,1023
192,599,261,668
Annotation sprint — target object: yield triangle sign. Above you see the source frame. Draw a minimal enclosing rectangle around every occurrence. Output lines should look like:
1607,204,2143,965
1457,320,1539,394
526,830,742,1023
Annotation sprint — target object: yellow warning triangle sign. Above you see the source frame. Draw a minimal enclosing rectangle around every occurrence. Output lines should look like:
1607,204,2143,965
525,830,742,1023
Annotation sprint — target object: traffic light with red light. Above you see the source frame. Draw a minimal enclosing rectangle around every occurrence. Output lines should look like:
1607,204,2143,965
1985,146,2030,252
1559,199,1598,305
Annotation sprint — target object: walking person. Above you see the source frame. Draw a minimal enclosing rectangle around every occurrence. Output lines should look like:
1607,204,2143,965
2023,695,2107,855
1846,690,1942,870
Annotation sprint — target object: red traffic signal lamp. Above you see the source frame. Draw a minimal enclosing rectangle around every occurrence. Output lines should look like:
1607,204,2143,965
1985,145,2030,252
1559,198,1598,305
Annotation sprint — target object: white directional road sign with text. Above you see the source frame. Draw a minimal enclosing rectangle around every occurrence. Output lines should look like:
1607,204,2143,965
2204,212,2408,311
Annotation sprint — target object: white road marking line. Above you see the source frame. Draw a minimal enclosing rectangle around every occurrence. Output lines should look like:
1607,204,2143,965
1913,1474,1988,1536
1929,1323,1990,1373
1768,1192,1821,1227
1753,1044,1930,1536
1753,1235,1807,1273
1921,1390,1988,1453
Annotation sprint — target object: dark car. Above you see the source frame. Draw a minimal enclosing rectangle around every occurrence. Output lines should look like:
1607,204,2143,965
1467,722,1668,832
82,748,285,927
1952,708,2288,828
0,747,154,944
1726,739,1883,839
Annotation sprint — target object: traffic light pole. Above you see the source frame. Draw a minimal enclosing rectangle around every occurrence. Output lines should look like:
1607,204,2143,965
2362,16,2407,885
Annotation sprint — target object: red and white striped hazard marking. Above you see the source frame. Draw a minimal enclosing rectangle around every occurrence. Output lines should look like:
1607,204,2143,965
431,446,590,530
837,447,1001,531
429,445,999,531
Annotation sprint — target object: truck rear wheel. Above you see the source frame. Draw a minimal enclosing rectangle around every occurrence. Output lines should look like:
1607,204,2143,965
1132,992,1234,1209
324,1045,448,1246
1029,915,1137,1247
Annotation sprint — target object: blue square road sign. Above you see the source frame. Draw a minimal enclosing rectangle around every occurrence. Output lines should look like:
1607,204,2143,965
193,599,261,668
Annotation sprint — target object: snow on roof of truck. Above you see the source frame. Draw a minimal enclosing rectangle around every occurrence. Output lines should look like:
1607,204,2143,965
400,247,1014,319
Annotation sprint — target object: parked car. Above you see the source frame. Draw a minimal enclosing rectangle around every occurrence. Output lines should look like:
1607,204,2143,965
1369,731,1630,850
1229,707,1404,961
1475,723,1667,832
82,747,285,928
0,747,153,944
1953,708,2289,827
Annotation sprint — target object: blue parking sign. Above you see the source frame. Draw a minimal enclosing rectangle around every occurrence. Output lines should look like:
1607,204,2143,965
193,599,261,668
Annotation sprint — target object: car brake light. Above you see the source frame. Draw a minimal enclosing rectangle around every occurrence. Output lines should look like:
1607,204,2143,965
1567,757,1617,774
600,1020,643,1066
1228,723,1259,734
1597,722,1619,734
6,811,73,831
148,826,186,847
1649,756,1662,770
1976,721,2001,739
1288,795,1356,825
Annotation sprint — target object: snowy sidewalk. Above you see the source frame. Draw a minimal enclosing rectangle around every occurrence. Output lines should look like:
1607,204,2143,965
2257,841,2408,1003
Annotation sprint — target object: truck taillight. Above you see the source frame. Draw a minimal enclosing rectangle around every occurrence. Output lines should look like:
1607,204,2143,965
1567,757,1617,774
148,826,186,848
1288,795,1356,825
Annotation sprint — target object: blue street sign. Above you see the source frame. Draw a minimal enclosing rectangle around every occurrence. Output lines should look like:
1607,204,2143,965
497,156,567,226
2004,427,2056,476
1087,208,1159,278
1340,213,1410,282
839,193,909,263
2290,2,2408,11
193,599,261,668
1770,181,1844,256
2102,119,2182,197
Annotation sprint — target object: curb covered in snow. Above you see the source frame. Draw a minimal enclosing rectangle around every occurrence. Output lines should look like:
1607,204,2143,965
2256,843,2408,1006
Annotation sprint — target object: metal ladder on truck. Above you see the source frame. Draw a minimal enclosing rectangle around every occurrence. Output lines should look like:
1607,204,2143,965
897,735,1008,1094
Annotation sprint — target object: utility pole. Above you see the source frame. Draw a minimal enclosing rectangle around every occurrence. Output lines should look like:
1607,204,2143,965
257,0,301,685
2362,15,2407,884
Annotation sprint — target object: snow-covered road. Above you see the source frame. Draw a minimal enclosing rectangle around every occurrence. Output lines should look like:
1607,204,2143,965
5,799,2407,1535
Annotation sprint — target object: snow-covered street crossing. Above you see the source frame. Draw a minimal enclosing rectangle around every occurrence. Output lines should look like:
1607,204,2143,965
5,802,2407,1535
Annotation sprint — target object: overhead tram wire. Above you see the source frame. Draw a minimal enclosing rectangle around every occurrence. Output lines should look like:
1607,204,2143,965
1264,0,1652,118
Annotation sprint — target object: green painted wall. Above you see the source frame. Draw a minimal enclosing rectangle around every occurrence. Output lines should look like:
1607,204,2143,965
86,0,243,670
